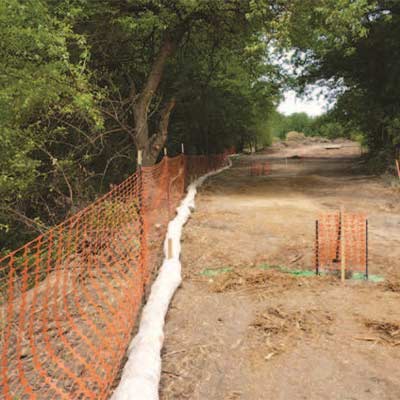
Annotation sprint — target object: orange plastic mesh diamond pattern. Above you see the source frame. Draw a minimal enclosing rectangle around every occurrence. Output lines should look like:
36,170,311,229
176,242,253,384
315,211,367,276
0,152,231,399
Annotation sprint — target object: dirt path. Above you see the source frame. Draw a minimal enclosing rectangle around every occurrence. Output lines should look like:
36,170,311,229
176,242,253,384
160,141,400,400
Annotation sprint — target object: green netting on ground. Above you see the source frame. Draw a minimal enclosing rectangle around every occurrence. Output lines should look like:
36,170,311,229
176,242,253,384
352,272,384,282
200,264,384,282
258,264,315,277
200,267,234,277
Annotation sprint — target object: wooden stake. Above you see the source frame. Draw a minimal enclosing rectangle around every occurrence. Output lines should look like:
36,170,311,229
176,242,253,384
341,206,346,283
396,159,400,179
181,143,185,154
167,238,173,259
366,219,369,280
137,150,143,167
315,220,319,276
164,147,167,156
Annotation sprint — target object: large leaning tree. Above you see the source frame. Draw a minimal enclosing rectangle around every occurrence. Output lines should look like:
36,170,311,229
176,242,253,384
0,0,375,251
78,0,375,165
75,1,269,165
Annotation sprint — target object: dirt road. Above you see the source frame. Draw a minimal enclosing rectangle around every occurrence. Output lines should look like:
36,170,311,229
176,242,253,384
159,141,400,400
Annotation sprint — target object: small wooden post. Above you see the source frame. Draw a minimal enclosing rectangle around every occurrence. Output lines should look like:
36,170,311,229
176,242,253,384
137,149,145,285
167,238,173,259
181,143,185,154
315,220,319,275
166,150,171,219
365,219,369,280
340,206,346,283
137,150,143,167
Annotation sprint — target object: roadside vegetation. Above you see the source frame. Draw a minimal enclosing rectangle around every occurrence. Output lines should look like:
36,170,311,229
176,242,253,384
1,0,397,252
268,112,365,143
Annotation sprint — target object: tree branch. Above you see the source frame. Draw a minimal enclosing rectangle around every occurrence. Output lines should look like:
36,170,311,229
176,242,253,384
136,34,176,114
100,107,133,135
1,207,47,234
149,97,177,158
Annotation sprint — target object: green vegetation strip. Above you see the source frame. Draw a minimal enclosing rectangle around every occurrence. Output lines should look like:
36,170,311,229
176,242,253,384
352,272,384,283
258,264,315,277
201,264,384,282
200,267,234,277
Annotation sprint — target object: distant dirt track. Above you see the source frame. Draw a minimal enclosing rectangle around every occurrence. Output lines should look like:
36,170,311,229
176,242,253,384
159,141,400,400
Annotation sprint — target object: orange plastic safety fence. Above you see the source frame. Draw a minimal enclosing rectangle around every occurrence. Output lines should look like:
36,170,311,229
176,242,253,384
315,211,368,276
249,161,271,176
0,152,230,399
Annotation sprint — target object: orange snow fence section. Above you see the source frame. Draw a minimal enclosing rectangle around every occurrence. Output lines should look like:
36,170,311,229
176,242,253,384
0,151,232,399
249,161,270,176
315,211,368,277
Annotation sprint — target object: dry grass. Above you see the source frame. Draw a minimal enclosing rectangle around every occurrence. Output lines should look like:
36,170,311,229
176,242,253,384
209,269,298,294
286,131,306,141
161,342,220,400
248,307,334,361
385,280,400,293
364,319,400,346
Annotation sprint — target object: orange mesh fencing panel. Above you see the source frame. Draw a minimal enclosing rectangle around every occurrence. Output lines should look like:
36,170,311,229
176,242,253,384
316,212,368,277
141,158,169,285
186,154,229,182
166,155,186,217
249,161,270,176
0,152,229,399
263,161,271,176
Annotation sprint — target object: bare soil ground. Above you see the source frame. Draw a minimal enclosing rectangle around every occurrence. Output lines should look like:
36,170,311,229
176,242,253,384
159,140,400,400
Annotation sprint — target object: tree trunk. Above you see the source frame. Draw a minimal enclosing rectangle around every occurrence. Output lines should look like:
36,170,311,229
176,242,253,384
132,35,177,166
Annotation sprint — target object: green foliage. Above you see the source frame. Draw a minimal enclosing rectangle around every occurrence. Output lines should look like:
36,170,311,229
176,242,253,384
268,110,362,141
318,122,345,139
287,0,400,168
0,0,103,251
165,22,279,154
0,0,280,252
0,0,381,252
268,112,317,138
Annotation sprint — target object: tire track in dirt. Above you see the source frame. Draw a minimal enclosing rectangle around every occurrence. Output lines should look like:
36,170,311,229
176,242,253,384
160,141,400,400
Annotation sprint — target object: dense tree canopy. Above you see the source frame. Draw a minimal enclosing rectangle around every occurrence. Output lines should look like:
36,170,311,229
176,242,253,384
289,0,399,160
0,0,377,252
